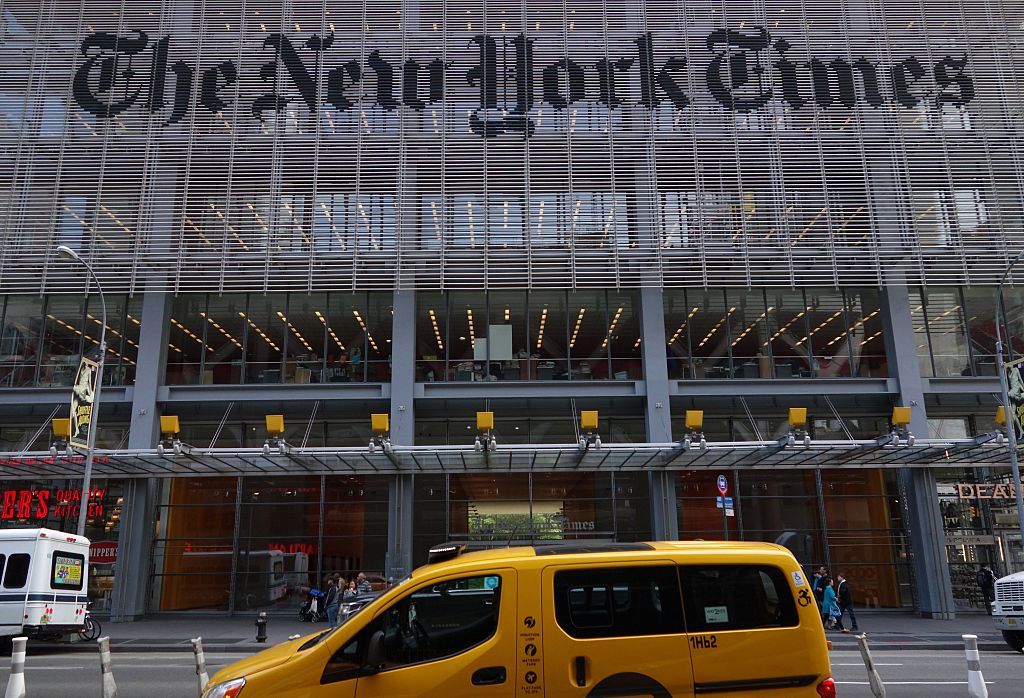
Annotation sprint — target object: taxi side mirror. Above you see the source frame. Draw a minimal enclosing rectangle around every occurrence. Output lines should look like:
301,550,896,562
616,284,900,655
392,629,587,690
363,630,386,674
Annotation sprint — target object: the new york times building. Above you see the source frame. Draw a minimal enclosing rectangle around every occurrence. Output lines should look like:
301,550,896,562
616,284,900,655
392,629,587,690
0,1,1022,618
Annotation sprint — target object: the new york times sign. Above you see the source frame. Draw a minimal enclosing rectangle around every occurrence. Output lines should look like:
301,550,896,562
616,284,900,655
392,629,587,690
72,26,975,138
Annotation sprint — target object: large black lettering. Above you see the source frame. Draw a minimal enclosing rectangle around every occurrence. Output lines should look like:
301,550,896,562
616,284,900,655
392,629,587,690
252,33,330,120
148,36,194,124
467,34,534,137
72,32,150,119
367,50,398,110
773,39,807,109
934,56,974,107
401,58,444,110
542,59,585,109
635,33,690,110
706,27,772,112
596,58,633,108
892,56,927,108
200,61,237,114
852,58,886,108
810,58,856,109
326,60,362,111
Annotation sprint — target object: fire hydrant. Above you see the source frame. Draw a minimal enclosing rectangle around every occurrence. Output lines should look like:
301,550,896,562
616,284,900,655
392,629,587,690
255,611,268,643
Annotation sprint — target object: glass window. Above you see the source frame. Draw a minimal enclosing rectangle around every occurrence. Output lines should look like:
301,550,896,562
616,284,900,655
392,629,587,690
0,296,44,387
416,292,447,382
202,295,246,385
3,553,30,589
534,291,569,381
679,565,799,633
764,289,814,379
803,289,852,378
340,574,502,671
688,290,733,380
922,288,971,378
553,566,684,639
39,296,85,388
608,291,641,380
244,295,286,383
51,551,85,591
727,290,770,379
963,287,1000,376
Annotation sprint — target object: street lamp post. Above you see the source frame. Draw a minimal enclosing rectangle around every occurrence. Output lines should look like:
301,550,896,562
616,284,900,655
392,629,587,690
994,250,1024,551
56,245,106,538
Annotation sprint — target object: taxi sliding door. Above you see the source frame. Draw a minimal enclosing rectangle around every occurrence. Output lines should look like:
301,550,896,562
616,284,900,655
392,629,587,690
541,562,694,697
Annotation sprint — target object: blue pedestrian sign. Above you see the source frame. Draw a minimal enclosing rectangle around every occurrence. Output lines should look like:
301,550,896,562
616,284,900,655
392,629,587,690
716,474,729,496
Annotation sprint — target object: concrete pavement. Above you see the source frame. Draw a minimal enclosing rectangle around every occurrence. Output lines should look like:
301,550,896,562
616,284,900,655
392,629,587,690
30,610,1012,653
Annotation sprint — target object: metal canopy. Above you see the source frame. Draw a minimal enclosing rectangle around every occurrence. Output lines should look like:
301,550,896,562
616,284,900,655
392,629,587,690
0,437,1012,480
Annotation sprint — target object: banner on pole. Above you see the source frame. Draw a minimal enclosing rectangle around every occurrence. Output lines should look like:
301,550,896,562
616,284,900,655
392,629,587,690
70,357,99,450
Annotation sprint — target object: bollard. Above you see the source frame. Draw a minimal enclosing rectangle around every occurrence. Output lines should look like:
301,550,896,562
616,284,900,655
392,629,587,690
191,637,209,696
255,611,268,643
963,634,988,698
4,637,27,698
855,634,886,698
98,636,117,698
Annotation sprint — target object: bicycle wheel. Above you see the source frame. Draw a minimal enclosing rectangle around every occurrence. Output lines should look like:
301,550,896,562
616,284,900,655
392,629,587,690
79,616,101,642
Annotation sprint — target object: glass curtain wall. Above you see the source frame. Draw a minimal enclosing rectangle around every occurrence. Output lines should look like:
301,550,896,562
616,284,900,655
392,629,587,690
0,479,124,613
165,292,393,385
411,472,651,567
415,290,641,381
151,475,389,613
676,468,911,608
913,286,1024,377
665,288,887,379
0,294,141,388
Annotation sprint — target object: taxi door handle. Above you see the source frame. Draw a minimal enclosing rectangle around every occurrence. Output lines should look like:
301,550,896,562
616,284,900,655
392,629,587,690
472,666,506,686
574,656,587,687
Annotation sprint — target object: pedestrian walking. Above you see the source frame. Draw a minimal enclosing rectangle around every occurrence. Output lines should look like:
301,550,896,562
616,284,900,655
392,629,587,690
976,563,997,615
822,577,842,630
323,575,340,627
836,573,858,632
812,566,829,624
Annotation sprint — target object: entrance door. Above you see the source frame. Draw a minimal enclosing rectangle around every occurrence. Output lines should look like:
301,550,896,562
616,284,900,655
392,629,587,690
541,562,693,697
350,570,517,698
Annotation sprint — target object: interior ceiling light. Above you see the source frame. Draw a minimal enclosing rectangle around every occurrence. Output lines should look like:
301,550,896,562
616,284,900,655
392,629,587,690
200,312,243,349
352,309,379,351
697,307,737,349
601,307,624,349
428,309,444,351
668,306,700,346
536,307,548,350
570,308,586,349
239,311,280,352
315,311,346,351
277,311,314,353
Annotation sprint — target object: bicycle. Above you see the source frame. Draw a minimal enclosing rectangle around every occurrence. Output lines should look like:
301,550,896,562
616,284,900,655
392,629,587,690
77,606,101,642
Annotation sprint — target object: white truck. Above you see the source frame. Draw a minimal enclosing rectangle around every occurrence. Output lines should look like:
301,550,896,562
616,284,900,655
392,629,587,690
0,528,90,642
993,571,1024,652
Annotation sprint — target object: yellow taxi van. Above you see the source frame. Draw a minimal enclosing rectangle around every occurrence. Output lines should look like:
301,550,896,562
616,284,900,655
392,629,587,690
203,541,834,698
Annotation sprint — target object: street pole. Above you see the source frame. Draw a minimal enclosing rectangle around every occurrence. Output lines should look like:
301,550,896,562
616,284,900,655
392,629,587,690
994,250,1024,557
56,246,107,538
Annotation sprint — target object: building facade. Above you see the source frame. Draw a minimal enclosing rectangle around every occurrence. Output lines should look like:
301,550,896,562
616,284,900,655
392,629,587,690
1,0,1024,619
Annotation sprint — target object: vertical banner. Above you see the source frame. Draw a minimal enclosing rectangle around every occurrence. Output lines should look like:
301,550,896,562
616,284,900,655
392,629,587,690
70,357,99,449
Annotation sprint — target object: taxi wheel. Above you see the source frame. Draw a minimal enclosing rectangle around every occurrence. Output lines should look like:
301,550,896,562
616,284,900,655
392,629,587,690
1002,629,1024,653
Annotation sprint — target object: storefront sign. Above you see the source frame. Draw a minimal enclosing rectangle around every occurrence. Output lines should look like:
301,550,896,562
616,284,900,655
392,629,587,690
71,26,975,136
0,487,106,520
945,534,996,546
957,483,1019,500
70,357,99,450
89,541,118,564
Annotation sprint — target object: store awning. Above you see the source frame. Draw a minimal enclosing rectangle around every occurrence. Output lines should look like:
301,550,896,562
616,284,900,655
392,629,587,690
0,436,1013,480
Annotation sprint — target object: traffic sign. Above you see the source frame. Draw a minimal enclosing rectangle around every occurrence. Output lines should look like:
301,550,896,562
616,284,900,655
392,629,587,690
716,474,729,496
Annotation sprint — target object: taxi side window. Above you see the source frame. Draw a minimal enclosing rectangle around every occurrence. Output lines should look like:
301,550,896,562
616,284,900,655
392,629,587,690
322,574,502,683
679,565,798,632
553,566,685,639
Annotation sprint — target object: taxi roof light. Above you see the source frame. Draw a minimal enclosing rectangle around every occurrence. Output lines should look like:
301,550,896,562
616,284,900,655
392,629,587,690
427,543,466,565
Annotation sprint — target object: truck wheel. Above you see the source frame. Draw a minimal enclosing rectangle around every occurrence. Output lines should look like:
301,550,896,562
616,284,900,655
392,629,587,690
1002,629,1024,653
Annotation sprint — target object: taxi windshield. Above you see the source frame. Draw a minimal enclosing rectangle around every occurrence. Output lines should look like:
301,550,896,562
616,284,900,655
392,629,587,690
298,575,412,650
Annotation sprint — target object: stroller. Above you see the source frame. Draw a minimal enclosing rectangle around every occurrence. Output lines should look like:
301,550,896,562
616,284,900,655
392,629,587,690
298,588,327,622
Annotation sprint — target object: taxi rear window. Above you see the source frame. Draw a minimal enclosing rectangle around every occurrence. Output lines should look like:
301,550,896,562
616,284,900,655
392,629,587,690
680,565,799,632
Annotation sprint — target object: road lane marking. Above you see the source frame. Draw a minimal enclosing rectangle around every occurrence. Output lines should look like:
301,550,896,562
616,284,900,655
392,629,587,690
838,681,994,685
832,663,903,666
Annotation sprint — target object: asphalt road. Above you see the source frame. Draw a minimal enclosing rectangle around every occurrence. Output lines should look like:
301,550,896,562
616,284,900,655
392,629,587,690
0,649,1019,696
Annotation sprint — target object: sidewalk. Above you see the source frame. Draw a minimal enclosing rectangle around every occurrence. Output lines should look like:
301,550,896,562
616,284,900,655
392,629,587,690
40,611,1011,654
